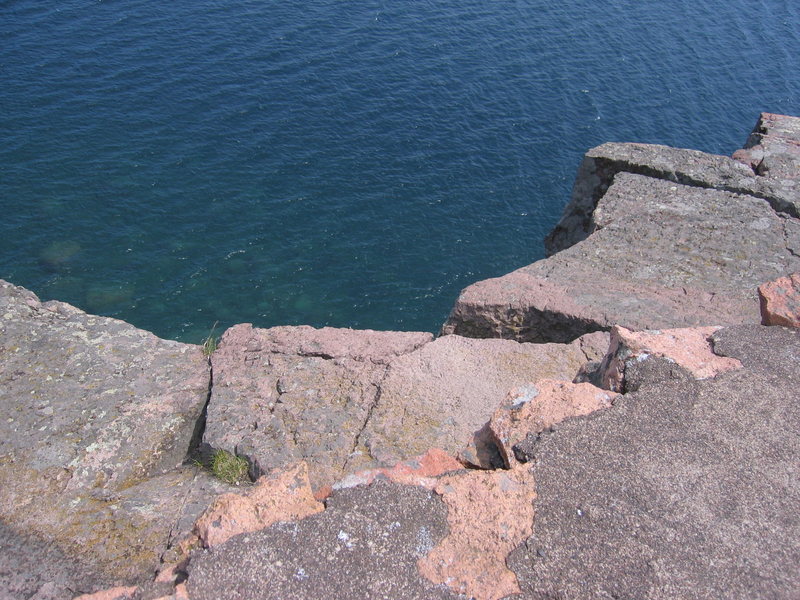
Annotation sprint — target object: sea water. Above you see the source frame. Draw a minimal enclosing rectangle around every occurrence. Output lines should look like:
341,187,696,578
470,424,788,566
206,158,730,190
1,0,798,341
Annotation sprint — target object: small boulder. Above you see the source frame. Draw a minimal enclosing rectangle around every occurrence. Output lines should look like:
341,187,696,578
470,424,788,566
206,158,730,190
188,461,324,549
598,325,743,393
486,380,617,468
759,272,800,328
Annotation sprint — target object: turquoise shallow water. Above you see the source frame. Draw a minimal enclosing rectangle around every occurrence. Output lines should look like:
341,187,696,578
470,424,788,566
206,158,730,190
1,1,798,341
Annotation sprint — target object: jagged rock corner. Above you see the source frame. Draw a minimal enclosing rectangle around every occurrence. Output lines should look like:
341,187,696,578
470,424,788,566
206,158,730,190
1,113,798,600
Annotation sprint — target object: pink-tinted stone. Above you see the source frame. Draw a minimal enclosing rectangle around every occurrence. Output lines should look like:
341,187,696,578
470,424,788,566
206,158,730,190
332,448,463,491
445,173,800,343
188,461,324,549
350,333,601,472
489,380,617,468
0,280,219,583
418,464,536,600
73,586,138,600
734,112,800,180
229,323,435,363
599,325,743,392
759,273,800,328
152,583,191,600
204,323,433,491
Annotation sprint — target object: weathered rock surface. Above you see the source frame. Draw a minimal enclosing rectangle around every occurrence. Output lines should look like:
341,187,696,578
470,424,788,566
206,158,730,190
734,112,800,181
0,280,236,595
759,272,800,328
186,461,323,550
598,325,743,392
186,480,460,600
203,323,433,490
348,333,606,472
546,118,799,255
205,324,602,490
443,172,800,342
418,465,536,600
484,380,618,468
177,457,539,600
508,324,800,599
331,448,463,495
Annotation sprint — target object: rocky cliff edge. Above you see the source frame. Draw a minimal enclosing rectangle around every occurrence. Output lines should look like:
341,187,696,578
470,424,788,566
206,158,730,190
1,113,798,600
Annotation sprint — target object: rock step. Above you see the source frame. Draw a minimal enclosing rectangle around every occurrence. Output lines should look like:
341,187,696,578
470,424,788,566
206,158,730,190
443,171,800,343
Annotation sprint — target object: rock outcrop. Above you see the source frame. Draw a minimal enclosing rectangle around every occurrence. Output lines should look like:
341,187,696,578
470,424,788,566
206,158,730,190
0,280,237,594
733,112,800,182
759,272,800,328
507,324,800,599
443,114,800,342
203,323,605,490
3,113,799,600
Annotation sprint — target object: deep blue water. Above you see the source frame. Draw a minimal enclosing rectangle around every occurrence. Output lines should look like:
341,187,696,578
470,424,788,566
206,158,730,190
1,1,798,342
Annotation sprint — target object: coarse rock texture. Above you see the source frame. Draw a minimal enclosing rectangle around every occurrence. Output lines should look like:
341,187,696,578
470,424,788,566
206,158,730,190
185,480,461,600
418,465,536,600
178,458,539,600
598,325,743,393
0,280,236,592
482,380,618,469
507,324,800,599
546,117,799,255
759,272,800,328
331,448,463,495
734,112,800,182
205,324,603,490
203,323,433,490
443,172,800,343
348,333,607,472
186,461,323,550
73,587,137,600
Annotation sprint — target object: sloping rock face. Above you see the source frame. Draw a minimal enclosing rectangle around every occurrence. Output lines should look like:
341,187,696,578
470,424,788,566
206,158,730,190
507,324,800,598
204,324,604,490
348,333,605,472
443,172,800,342
0,280,234,594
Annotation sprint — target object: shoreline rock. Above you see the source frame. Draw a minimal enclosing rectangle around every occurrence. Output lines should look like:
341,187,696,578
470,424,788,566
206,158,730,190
2,113,799,599
443,115,800,343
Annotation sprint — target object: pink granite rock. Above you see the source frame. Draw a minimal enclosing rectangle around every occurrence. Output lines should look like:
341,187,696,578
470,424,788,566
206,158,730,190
444,174,800,343
206,324,598,490
488,380,617,468
418,464,536,600
599,325,743,392
204,323,433,490
188,461,324,549
349,333,603,472
734,112,800,181
759,272,800,328
332,448,463,492
73,586,138,600
0,280,223,585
